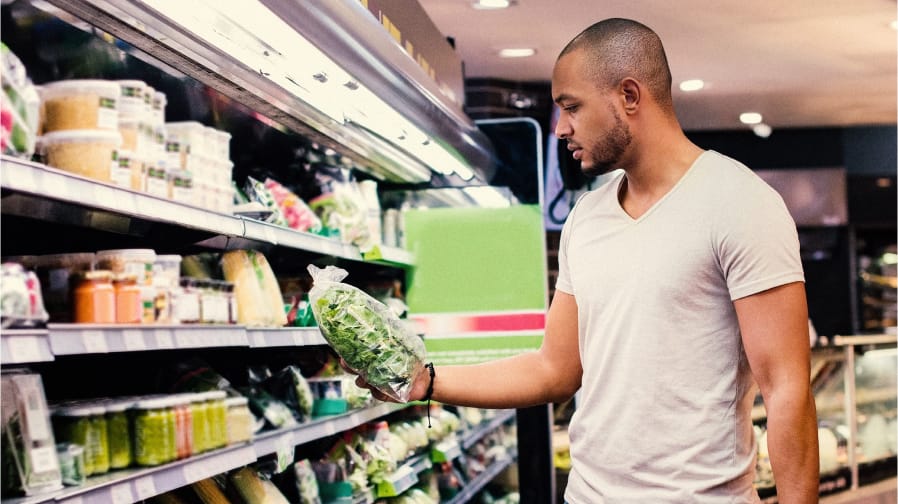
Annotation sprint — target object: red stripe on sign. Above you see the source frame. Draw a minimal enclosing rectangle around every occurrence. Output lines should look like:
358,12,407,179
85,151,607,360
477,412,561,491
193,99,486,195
473,313,545,332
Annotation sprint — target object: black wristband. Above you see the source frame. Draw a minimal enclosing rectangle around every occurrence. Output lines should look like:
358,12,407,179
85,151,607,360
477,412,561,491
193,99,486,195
424,362,435,427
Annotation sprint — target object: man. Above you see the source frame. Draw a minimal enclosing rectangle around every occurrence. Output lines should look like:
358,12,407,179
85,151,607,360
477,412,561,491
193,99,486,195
360,18,820,503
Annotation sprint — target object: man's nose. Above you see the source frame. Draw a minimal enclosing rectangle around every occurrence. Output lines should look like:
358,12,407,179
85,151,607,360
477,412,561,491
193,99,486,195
555,116,571,139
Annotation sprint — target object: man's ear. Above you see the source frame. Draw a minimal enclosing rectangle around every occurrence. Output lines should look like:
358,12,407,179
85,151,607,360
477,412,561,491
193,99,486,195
620,78,640,114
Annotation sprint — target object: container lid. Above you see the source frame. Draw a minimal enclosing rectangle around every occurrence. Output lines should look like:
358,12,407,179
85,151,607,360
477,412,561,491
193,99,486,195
53,404,94,417
154,255,183,263
40,79,121,100
153,91,167,105
102,398,136,412
96,249,157,261
165,121,205,132
134,397,171,410
82,270,113,281
203,390,227,401
223,396,249,407
117,80,147,92
112,273,138,283
40,129,122,146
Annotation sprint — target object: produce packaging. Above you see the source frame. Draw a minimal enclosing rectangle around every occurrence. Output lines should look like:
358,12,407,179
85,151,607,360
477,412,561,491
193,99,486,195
263,178,322,233
0,263,49,328
230,466,291,504
55,443,85,486
308,265,426,402
294,459,322,504
310,181,373,251
40,79,120,132
1,43,40,158
244,176,288,227
1,371,62,496
191,477,230,504
221,250,287,327
40,129,121,182
13,253,94,322
263,366,314,421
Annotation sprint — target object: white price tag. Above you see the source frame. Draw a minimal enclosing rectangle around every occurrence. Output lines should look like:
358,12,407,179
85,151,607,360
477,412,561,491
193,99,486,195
17,166,38,192
175,330,198,348
182,462,204,483
252,332,266,347
122,329,146,351
29,445,59,473
110,483,135,504
134,475,157,500
82,330,108,353
292,331,304,346
323,421,338,436
7,335,43,363
154,329,175,349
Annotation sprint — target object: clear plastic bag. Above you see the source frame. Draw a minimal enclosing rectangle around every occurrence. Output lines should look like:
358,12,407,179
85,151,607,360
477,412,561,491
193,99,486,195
307,265,425,402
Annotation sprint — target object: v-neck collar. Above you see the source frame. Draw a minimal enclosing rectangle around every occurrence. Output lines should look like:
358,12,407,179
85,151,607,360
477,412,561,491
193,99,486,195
615,150,709,223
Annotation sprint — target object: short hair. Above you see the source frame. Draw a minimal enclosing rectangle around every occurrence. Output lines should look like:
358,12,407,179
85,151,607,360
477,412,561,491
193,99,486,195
559,18,673,107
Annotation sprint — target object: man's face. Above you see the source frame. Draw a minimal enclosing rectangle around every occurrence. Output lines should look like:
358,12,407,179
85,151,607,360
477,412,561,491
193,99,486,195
551,49,632,176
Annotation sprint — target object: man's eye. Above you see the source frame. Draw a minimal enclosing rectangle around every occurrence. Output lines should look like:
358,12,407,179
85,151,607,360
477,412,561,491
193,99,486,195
564,105,578,112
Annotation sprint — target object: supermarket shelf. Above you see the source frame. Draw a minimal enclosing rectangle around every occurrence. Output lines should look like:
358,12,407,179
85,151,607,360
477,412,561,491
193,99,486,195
408,452,433,474
376,465,418,498
1,329,54,364
444,449,517,504
252,402,409,458
247,327,327,348
1,403,408,504
431,438,463,464
461,410,516,450
0,157,414,268
47,324,249,355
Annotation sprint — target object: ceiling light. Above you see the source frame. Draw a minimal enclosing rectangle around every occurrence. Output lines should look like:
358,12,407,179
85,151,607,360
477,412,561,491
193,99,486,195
678,79,705,92
752,123,772,138
498,48,536,58
890,20,898,30
472,0,512,9
739,112,763,125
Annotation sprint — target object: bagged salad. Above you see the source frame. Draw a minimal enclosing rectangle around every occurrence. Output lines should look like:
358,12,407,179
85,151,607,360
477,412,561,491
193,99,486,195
308,265,425,402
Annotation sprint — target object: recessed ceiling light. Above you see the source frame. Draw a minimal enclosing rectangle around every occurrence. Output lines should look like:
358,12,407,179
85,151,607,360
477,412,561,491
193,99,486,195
890,19,898,30
498,47,536,58
752,123,772,138
472,0,512,9
679,79,705,92
739,112,763,125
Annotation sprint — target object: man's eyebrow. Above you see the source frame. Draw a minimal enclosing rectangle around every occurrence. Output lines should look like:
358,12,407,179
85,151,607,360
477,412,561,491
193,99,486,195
554,93,574,104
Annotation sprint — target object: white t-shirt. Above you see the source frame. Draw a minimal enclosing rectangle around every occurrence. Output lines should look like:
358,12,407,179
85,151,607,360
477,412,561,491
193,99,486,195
557,150,804,503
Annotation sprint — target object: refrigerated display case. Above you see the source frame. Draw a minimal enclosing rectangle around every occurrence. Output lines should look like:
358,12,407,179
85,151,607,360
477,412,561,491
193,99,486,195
753,335,897,503
1,0,523,502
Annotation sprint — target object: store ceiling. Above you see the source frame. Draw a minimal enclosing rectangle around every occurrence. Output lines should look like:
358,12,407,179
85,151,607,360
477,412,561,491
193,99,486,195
417,0,898,131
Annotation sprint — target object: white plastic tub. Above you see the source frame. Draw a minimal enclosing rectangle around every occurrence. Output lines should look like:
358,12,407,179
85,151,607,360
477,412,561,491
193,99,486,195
40,80,120,132
41,129,121,182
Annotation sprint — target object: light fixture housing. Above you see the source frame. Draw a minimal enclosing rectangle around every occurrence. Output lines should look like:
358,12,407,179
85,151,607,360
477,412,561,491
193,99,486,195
498,47,536,58
739,112,763,125
678,79,705,92
752,123,772,138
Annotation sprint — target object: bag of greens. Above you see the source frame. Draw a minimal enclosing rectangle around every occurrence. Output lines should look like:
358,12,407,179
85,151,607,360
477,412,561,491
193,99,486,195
307,265,425,402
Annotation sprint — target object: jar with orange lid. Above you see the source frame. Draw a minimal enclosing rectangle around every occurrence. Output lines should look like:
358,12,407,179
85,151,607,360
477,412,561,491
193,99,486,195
73,270,115,323
113,274,141,324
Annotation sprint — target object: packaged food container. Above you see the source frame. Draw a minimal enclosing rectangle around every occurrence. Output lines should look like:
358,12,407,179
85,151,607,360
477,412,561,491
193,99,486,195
166,121,207,165
224,396,253,444
168,166,193,204
153,278,172,324
41,129,121,183
53,403,108,476
189,393,210,454
109,149,144,191
170,395,193,460
2,371,63,495
145,164,168,198
214,129,231,161
118,116,140,152
153,255,182,289
103,399,133,469
143,85,155,119
151,91,166,125
40,79,120,132
113,274,141,324
116,80,146,120
172,277,201,324
131,397,173,466
96,249,156,286
55,443,85,486
140,286,156,324
204,391,228,450
73,270,116,324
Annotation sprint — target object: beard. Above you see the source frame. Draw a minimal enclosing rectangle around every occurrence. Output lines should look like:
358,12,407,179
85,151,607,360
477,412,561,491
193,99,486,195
580,105,632,177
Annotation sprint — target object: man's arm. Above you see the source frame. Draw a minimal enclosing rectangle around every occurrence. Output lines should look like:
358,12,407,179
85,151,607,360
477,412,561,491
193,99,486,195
397,290,582,409
735,281,819,503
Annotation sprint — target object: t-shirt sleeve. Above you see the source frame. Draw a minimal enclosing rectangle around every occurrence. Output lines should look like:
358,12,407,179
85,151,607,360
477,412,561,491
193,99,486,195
717,183,805,301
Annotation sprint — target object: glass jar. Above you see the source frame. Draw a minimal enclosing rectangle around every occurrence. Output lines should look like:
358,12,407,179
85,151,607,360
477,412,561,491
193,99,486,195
73,270,116,323
132,398,172,466
140,286,156,324
56,443,86,486
205,391,228,450
85,404,110,475
113,274,141,324
103,399,134,469
53,405,96,476
173,277,201,324
209,280,229,324
171,395,193,460
189,393,211,455
223,281,237,325
224,396,253,445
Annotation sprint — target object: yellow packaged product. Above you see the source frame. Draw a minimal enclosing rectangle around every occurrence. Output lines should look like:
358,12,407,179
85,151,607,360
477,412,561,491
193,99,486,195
40,80,120,132
221,250,287,327
41,129,121,182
